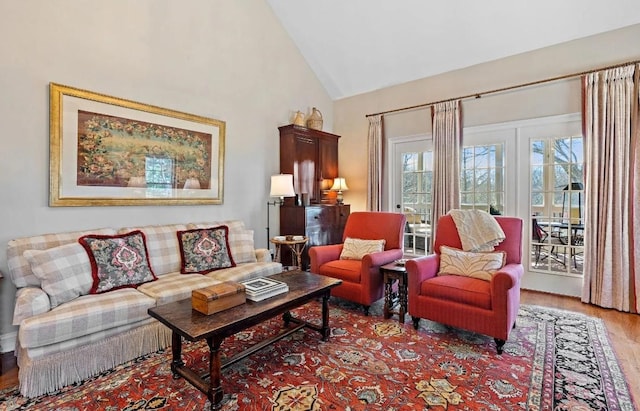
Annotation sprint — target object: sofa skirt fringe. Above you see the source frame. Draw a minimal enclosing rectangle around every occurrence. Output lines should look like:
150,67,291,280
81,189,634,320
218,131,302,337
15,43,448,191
17,322,172,398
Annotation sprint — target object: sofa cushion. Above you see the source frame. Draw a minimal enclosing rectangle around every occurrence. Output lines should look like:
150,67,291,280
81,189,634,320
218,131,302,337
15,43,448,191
118,224,188,276
339,237,385,260
23,243,93,308
204,261,283,283
227,229,258,264
137,273,221,306
7,228,117,288
188,220,246,233
18,288,156,349
421,275,492,309
438,245,506,281
177,226,236,274
79,231,157,294
13,288,51,326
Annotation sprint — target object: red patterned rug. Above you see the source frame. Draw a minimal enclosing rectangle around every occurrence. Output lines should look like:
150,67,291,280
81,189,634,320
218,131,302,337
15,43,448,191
0,300,635,410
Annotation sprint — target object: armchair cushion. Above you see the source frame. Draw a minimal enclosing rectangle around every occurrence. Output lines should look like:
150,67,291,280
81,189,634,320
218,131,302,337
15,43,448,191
316,259,362,283
438,245,506,281
340,238,385,260
421,275,491,309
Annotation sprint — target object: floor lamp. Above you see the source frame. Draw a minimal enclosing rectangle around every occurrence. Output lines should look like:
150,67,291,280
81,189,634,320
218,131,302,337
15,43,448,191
266,174,295,248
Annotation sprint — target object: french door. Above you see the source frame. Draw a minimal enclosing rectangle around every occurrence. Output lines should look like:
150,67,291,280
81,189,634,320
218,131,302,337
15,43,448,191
390,137,433,256
517,114,584,296
389,113,584,297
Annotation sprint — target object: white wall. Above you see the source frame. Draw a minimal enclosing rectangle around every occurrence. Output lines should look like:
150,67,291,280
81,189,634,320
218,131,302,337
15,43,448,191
0,1,333,344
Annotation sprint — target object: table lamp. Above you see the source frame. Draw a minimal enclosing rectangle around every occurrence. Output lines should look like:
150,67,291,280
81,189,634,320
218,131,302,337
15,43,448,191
330,177,349,205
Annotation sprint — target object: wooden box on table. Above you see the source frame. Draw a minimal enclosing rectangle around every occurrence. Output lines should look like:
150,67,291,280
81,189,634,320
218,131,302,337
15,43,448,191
192,282,246,315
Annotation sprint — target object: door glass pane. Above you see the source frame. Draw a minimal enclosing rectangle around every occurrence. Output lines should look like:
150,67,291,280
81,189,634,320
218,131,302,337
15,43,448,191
460,143,505,215
402,150,432,256
529,135,584,276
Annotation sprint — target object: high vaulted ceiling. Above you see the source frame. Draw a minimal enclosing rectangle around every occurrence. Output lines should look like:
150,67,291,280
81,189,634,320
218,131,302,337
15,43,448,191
266,0,640,100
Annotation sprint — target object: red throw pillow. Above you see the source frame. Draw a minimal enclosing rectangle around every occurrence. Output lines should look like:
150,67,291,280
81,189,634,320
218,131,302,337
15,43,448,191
79,230,157,294
177,226,236,274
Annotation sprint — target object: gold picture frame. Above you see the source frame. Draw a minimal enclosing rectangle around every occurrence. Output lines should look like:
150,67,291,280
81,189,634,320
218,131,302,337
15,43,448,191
49,83,225,206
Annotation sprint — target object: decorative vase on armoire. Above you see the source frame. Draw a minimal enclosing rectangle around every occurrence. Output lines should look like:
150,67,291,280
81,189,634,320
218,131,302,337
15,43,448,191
307,107,323,130
293,111,306,126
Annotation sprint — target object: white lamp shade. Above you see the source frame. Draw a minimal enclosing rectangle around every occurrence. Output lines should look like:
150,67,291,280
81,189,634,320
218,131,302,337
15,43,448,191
270,174,296,197
330,177,349,191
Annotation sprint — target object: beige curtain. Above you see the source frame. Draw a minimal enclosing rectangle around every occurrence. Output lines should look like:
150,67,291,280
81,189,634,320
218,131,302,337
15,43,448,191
430,100,462,242
634,68,640,314
582,64,639,313
367,114,383,211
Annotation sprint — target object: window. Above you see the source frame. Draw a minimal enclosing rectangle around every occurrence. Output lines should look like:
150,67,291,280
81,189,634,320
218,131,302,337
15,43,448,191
461,144,505,215
530,136,584,276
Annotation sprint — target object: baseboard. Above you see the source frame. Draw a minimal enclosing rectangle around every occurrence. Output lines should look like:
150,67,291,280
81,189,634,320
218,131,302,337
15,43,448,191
521,287,581,300
1,331,16,353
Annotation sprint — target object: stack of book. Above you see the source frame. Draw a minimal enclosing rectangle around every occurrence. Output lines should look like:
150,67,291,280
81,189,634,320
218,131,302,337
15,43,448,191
240,277,289,302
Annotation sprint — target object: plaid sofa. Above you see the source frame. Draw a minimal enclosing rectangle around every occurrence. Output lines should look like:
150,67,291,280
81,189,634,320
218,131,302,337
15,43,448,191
6,220,281,398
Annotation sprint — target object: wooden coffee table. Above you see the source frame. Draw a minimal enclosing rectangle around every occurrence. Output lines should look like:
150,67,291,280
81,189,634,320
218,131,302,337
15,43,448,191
148,271,342,410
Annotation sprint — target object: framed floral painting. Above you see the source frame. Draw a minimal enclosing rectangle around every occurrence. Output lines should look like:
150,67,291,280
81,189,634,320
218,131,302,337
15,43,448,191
49,83,225,206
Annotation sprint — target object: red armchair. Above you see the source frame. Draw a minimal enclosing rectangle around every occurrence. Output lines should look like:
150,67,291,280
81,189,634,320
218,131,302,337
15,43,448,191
309,211,406,315
405,214,523,354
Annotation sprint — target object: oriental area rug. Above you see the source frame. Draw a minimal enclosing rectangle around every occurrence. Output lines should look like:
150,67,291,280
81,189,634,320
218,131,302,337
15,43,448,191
0,301,635,410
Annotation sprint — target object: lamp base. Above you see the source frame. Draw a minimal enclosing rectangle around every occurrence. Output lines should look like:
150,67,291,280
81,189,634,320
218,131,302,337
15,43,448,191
266,198,285,249
336,191,344,205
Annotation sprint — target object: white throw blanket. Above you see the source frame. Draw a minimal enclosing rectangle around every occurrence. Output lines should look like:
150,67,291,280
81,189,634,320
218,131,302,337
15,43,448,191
449,209,505,252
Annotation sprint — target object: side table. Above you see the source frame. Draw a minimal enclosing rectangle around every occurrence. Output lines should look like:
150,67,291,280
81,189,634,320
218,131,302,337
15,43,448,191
270,237,308,271
380,262,408,323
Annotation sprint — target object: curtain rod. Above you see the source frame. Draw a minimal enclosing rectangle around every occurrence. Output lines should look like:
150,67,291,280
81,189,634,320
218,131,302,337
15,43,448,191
365,58,640,118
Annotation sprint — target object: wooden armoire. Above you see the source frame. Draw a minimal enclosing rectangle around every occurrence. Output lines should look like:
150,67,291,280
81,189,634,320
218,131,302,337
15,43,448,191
278,124,350,269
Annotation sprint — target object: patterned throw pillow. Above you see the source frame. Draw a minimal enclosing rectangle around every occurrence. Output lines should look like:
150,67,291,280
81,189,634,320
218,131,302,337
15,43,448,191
79,230,157,294
177,226,236,274
23,243,93,308
339,237,386,260
438,245,506,281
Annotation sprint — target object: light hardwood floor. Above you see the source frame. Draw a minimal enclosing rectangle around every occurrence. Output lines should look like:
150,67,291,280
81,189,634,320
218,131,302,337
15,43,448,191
1,290,638,407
